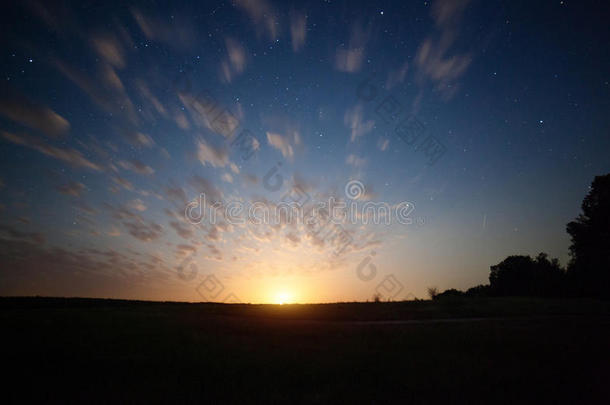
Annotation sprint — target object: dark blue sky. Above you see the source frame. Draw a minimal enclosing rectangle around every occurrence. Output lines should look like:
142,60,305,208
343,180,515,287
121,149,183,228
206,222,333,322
0,0,608,303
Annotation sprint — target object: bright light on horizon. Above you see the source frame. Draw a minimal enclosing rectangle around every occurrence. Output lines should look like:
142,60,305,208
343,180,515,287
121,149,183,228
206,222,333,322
274,291,293,305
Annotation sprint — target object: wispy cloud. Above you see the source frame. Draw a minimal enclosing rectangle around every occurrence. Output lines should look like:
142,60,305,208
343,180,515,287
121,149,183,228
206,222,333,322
266,132,299,159
91,34,126,69
196,139,230,168
0,86,70,137
415,0,473,100
118,160,155,175
344,105,374,142
290,11,307,52
56,181,86,197
234,0,279,41
221,38,247,83
335,23,370,73
377,137,390,151
346,154,367,168
1,131,102,171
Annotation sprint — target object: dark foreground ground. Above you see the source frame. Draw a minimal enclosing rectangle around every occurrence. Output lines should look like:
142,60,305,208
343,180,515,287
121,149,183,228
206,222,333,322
2,297,610,404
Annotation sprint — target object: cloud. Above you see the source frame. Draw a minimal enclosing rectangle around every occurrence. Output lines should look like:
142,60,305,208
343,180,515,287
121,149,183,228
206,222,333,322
386,61,409,89
169,221,193,239
175,244,196,257
56,181,86,197
110,176,134,192
0,86,70,137
221,173,233,183
290,11,307,52
266,132,300,159
335,49,365,73
204,242,223,261
136,80,167,118
91,34,126,69
124,131,156,148
178,92,238,138
127,199,147,212
189,175,223,203
221,38,247,83
346,154,367,168
0,224,45,244
1,131,102,171
196,139,229,168
53,58,139,125
242,173,258,184
165,185,187,205
118,160,155,175
335,23,369,73
285,231,301,246
234,0,278,41
131,8,195,50
344,105,374,142
415,0,473,100
123,220,163,242
378,137,390,151
174,111,190,130
107,226,121,237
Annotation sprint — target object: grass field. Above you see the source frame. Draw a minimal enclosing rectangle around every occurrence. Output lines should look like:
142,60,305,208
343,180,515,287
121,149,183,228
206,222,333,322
2,297,609,404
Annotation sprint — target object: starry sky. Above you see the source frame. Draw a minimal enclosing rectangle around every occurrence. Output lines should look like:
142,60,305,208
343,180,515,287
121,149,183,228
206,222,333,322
0,0,609,303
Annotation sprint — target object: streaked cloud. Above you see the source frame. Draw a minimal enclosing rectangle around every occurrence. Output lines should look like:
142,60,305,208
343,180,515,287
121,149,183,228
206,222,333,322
118,160,155,175
221,38,248,83
234,0,278,41
415,0,473,100
346,154,367,168
344,105,374,142
1,131,102,171
266,132,295,159
335,23,369,73
127,199,147,212
56,181,86,197
196,139,230,168
0,86,70,137
377,137,390,151
290,11,307,52
91,34,126,69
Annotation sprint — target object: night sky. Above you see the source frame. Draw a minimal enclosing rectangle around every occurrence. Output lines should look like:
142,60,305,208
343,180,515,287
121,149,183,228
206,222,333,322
1,0,609,303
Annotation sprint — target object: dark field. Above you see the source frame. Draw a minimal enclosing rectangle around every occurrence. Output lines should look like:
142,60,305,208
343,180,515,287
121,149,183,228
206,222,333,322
2,297,610,404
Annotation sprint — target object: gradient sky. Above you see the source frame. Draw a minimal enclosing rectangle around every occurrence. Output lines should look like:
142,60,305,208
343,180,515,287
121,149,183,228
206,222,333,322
1,0,609,303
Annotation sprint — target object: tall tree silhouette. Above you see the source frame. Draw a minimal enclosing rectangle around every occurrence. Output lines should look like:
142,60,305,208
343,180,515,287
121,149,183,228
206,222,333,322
566,174,610,298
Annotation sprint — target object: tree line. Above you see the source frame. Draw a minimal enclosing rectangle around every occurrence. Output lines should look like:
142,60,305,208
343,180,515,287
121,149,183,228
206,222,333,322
430,174,610,300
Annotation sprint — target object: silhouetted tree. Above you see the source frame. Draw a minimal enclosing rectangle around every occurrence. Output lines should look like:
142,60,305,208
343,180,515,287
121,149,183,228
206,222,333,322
489,253,564,297
427,286,439,300
465,284,491,297
434,288,464,300
566,174,610,298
